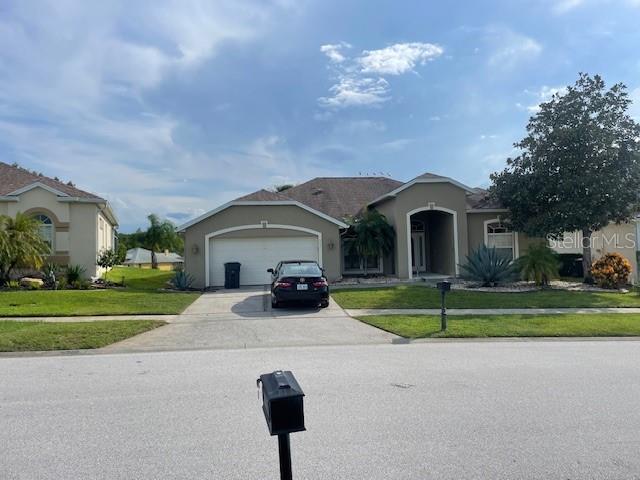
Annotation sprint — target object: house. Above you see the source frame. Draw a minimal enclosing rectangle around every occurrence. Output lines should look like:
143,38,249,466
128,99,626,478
549,223,640,280
124,247,184,270
0,162,118,278
178,173,539,289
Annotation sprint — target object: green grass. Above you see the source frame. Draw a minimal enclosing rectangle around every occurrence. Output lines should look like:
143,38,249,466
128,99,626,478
105,266,174,290
0,320,165,351
332,285,640,309
359,314,640,338
0,266,199,317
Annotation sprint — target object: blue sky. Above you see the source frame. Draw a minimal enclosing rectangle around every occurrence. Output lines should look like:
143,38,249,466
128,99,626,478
1,0,640,232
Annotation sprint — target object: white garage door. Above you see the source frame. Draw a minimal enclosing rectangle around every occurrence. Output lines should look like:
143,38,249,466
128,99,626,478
209,236,319,286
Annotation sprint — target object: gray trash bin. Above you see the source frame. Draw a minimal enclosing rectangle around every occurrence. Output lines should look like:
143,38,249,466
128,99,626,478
224,262,241,289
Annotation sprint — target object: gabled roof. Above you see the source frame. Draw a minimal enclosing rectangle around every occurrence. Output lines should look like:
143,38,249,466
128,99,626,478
236,189,291,201
124,247,183,265
0,161,105,200
368,171,475,206
277,177,403,221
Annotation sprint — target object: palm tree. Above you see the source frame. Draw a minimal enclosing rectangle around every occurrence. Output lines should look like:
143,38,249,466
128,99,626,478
143,214,181,269
0,213,51,285
348,208,395,276
517,243,560,287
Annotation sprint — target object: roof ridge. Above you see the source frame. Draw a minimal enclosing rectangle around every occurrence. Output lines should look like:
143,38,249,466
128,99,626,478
0,161,104,199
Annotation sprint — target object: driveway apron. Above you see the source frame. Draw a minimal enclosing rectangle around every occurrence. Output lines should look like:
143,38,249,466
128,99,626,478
105,286,396,352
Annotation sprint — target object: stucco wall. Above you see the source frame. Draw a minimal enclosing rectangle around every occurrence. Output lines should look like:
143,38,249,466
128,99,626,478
183,205,343,288
467,211,540,259
375,182,469,278
68,203,99,278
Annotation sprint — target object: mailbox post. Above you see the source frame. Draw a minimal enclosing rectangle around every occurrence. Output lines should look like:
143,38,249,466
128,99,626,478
436,281,451,331
257,370,305,480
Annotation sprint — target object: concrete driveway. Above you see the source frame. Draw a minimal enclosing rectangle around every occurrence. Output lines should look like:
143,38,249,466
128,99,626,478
106,287,396,352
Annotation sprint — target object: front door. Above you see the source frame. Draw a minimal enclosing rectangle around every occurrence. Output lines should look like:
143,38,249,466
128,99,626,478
411,232,426,273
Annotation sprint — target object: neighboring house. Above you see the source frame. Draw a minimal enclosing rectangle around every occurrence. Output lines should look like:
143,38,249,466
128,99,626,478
178,173,538,288
549,222,640,280
124,247,184,270
0,162,118,278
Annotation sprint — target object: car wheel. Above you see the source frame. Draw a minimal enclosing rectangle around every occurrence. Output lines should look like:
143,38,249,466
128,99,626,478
271,298,279,309
320,299,329,308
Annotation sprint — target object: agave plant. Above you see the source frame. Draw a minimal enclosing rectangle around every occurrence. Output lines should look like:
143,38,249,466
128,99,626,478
42,263,59,290
171,269,194,291
517,243,560,287
460,245,518,287
65,264,86,284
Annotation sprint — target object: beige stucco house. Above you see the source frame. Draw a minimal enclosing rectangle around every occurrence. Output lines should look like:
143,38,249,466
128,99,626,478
0,162,118,278
179,173,538,289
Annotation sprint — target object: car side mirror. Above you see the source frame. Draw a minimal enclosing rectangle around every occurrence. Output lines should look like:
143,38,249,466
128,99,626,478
267,268,274,273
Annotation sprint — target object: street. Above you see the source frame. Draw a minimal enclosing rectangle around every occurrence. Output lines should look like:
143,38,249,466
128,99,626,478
2,341,640,479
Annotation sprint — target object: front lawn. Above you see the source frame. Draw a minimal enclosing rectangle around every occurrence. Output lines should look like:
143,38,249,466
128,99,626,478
0,320,165,351
105,266,174,291
359,314,640,338
332,285,640,309
0,266,199,317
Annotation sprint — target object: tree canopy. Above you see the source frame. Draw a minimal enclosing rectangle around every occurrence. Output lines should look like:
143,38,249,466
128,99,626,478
347,208,395,275
490,73,640,281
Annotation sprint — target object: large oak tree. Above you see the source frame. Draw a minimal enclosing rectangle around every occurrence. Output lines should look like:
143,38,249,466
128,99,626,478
490,73,640,282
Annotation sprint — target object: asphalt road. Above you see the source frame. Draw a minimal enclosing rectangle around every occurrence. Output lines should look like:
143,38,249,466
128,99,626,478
2,341,640,479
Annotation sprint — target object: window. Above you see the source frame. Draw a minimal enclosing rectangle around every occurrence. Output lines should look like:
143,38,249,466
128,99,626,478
485,221,515,260
281,263,323,277
34,214,54,251
342,238,382,274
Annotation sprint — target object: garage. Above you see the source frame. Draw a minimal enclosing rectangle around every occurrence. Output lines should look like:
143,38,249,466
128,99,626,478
209,235,320,286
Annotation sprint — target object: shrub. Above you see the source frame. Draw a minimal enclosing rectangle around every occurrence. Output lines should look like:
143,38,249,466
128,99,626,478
7,280,20,290
42,263,59,289
65,264,86,284
590,253,632,289
70,279,91,290
517,243,560,287
96,248,120,271
460,245,519,287
171,269,194,291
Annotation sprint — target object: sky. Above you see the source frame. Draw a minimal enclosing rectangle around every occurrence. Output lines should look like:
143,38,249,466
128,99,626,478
1,1,640,232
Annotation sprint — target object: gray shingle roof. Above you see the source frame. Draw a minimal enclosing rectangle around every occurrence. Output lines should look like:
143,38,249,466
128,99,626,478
234,175,503,222
0,161,104,199
237,177,404,221
124,248,184,265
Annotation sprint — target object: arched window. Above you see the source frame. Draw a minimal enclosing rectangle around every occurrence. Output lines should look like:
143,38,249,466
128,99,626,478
34,214,54,251
485,220,515,260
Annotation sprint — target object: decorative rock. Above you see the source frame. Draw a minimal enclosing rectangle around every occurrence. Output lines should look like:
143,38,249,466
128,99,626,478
20,277,44,288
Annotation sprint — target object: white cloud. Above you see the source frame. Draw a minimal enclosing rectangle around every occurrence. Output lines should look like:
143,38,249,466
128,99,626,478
0,0,297,229
552,0,584,14
318,77,390,108
429,116,441,121
358,42,443,75
522,85,567,113
318,41,442,109
488,30,542,69
376,138,414,150
320,42,352,63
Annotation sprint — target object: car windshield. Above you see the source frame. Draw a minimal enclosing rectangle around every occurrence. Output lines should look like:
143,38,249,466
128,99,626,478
280,263,322,277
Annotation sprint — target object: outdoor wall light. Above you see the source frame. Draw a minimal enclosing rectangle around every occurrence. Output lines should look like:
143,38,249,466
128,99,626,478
327,240,335,250
191,244,199,255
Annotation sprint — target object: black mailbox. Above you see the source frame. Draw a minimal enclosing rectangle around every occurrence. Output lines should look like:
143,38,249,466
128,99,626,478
436,281,451,292
258,370,305,436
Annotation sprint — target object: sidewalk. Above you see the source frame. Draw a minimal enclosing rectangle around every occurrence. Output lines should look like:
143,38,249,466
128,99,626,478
0,315,177,323
346,307,640,316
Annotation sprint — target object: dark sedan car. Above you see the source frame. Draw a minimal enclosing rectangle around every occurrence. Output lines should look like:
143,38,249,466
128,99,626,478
268,260,329,309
